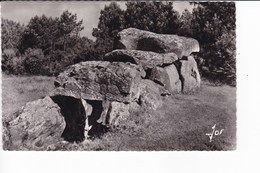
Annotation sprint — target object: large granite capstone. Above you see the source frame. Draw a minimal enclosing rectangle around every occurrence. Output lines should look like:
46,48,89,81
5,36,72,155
114,28,200,57
51,61,145,103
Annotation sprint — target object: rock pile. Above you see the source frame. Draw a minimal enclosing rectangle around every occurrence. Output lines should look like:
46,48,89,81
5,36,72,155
3,28,201,150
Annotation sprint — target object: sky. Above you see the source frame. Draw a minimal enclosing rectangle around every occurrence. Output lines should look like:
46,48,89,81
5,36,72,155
1,1,193,40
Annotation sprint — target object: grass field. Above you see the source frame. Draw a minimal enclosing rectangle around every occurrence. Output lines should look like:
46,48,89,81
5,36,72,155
2,74,55,117
1,74,236,150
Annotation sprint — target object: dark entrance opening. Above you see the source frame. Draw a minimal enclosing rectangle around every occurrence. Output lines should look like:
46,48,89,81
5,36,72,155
87,100,108,138
51,95,86,143
51,96,108,143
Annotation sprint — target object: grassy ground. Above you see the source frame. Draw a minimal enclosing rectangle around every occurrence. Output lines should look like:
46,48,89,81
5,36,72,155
1,74,236,150
1,74,55,117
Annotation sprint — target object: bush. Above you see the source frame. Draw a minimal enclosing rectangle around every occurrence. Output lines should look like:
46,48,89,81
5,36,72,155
42,50,75,76
213,31,236,86
23,48,45,75
2,49,16,71
2,48,78,76
2,49,25,75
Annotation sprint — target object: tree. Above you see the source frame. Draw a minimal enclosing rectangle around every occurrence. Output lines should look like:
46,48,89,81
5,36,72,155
93,2,125,57
73,37,98,63
125,2,179,34
20,11,84,54
124,2,180,34
16,11,88,76
1,19,25,74
19,15,60,54
191,2,235,46
1,18,25,51
189,2,236,85
93,2,181,58
57,10,84,51
178,9,193,37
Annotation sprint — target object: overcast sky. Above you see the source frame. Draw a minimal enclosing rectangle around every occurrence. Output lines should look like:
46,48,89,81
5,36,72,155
1,1,193,40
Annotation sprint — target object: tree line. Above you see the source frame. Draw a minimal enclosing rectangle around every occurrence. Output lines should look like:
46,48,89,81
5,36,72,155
1,2,236,86
2,10,96,76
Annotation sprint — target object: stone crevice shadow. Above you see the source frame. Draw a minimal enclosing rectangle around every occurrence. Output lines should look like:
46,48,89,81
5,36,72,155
51,96,107,143
86,100,108,138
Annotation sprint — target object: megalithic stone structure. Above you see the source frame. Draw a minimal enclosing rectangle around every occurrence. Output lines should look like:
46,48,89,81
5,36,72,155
3,28,201,150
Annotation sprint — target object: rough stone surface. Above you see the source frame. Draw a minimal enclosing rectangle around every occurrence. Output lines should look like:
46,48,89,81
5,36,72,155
164,64,182,93
2,122,11,150
104,49,178,70
150,66,169,86
115,28,200,57
137,79,163,110
180,56,201,93
107,101,130,127
3,96,65,150
96,100,110,125
92,80,165,129
51,61,145,103
150,65,182,93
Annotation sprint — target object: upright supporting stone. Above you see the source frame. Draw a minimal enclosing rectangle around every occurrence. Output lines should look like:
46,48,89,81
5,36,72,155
164,64,182,93
179,55,201,93
3,96,66,150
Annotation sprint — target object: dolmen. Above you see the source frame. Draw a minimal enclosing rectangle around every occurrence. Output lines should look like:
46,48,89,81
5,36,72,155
3,28,201,150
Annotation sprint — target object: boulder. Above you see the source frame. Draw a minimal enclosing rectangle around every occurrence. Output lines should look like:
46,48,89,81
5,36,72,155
114,28,200,57
93,80,165,128
3,96,65,150
51,61,145,103
150,66,169,86
149,65,182,93
179,55,201,93
2,122,11,150
106,101,130,127
137,79,164,110
104,49,178,70
164,64,182,93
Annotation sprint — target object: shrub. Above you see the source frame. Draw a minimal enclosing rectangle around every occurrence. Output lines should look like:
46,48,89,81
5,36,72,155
42,50,75,76
23,48,45,75
2,49,25,75
2,49,16,72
